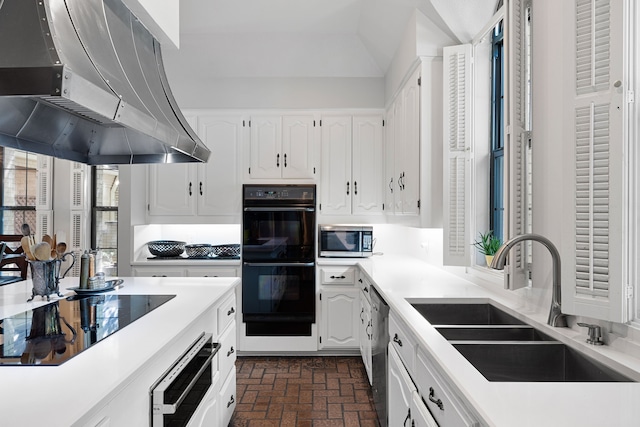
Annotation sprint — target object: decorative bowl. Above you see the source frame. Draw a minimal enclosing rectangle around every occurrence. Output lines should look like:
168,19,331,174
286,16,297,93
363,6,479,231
185,244,213,258
147,240,186,257
211,244,240,258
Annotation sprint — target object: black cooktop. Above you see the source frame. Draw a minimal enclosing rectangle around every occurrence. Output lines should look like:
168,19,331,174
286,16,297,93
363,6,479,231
0,294,175,366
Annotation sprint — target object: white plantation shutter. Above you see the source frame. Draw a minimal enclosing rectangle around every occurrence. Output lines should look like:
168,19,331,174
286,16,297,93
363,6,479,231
71,162,87,210
504,0,530,289
563,0,626,322
443,44,473,266
37,211,52,239
69,211,86,277
35,155,52,210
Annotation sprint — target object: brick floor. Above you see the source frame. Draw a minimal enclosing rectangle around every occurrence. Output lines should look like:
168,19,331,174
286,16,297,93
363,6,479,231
230,356,380,427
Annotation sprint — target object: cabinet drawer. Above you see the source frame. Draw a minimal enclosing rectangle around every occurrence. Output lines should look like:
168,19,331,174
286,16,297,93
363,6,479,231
218,322,237,379
389,311,417,372
219,369,236,427
320,266,356,285
416,347,479,427
216,293,236,336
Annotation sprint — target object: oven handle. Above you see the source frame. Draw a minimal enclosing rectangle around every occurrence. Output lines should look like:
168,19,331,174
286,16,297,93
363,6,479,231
243,262,315,267
152,333,218,416
243,207,315,212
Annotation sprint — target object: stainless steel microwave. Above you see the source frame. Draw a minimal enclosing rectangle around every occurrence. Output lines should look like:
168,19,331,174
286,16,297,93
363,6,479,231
319,225,373,257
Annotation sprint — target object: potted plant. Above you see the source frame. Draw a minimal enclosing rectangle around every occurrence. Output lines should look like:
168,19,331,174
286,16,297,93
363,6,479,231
473,231,502,266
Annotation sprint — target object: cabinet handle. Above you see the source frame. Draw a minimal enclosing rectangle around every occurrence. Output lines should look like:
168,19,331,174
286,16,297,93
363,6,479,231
199,182,203,196
360,307,365,323
389,177,394,193
346,181,350,195
330,275,346,279
284,153,287,167
227,395,235,408
188,182,192,196
358,278,363,283
366,320,372,340
227,307,236,316
227,346,235,357
403,408,411,427
277,153,280,167
354,181,358,195
364,286,369,293
429,387,444,410
393,333,403,347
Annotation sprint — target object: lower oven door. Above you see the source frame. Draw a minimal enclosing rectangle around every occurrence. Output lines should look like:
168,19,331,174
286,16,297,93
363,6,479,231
242,262,315,336
151,333,219,427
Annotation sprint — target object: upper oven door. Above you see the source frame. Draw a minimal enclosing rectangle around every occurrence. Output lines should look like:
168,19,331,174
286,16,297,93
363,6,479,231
243,207,315,262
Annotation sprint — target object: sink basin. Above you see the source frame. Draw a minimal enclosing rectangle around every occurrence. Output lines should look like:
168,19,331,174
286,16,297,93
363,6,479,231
411,303,526,325
452,342,634,382
436,326,555,341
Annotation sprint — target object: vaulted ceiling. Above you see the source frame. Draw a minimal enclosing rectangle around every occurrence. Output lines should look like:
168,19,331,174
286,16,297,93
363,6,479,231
171,0,497,78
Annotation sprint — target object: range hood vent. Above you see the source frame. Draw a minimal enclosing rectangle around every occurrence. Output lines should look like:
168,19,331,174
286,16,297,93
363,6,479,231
0,0,210,164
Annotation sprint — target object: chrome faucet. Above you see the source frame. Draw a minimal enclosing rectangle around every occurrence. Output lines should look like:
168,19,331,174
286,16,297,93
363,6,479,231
489,233,567,327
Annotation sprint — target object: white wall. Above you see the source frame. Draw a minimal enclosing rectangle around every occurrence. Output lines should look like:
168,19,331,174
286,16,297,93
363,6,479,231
122,0,180,48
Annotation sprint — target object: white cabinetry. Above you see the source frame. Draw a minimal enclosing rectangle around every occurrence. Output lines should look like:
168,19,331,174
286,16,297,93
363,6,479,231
319,115,383,215
358,273,373,384
248,115,317,179
386,67,420,216
388,344,418,427
215,292,237,427
388,309,479,427
132,266,239,277
318,265,359,349
148,114,243,219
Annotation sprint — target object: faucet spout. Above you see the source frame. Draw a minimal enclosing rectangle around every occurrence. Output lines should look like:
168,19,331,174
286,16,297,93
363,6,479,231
489,233,567,327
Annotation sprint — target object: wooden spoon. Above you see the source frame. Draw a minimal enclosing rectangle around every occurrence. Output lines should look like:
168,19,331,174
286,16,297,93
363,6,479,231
32,242,52,261
21,236,34,260
50,234,57,259
56,242,67,259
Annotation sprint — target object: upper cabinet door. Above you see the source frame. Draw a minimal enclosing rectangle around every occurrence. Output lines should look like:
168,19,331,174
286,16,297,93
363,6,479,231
148,162,197,216
320,116,352,215
400,69,421,215
352,115,383,215
282,115,317,179
249,116,282,179
197,114,243,216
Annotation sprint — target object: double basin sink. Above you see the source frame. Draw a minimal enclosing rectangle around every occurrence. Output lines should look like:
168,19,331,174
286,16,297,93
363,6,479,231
411,302,634,382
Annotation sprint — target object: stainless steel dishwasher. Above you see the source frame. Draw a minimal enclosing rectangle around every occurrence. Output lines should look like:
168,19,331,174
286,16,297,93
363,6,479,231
371,285,389,427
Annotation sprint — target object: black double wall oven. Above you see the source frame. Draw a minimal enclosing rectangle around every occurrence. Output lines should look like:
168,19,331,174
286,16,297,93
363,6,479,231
242,185,316,336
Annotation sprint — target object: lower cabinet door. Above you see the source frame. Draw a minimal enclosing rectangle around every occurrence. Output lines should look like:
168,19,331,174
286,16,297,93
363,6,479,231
187,379,219,427
412,392,438,427
219,370,237,427
388,344,415,427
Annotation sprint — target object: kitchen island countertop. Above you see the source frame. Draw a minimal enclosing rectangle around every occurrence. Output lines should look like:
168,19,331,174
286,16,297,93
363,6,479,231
355,254,640,427
0,276,239,426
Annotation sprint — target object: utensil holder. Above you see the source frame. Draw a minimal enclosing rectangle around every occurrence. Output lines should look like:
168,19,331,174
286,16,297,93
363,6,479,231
27,252,76,302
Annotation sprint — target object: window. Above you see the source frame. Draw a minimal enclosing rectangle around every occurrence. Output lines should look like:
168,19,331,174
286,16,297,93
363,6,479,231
92,165,118,276
0,148,37,235
443,0,532,289
490,22,505,242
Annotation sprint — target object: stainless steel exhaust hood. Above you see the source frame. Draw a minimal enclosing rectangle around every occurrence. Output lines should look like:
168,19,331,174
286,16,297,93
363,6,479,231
0,0,210,164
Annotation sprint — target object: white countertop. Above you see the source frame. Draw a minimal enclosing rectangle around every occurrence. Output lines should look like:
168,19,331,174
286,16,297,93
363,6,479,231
356,255,640,427
0,276,239,426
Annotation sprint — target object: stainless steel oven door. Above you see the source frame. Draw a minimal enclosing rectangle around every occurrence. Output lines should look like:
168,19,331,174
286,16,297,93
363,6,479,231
150,333,219,427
